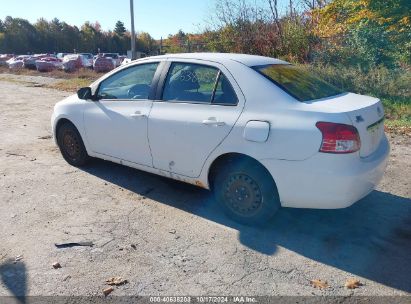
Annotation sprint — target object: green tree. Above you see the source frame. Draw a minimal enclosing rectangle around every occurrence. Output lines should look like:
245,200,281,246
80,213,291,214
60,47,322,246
1,17,38,53
80,21,104,52
114,20,126,37
34,18,52,52
60,22,80,52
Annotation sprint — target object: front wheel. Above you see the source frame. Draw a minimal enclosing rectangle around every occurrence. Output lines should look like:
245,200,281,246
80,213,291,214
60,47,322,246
213,159,280,225
56,122,90,167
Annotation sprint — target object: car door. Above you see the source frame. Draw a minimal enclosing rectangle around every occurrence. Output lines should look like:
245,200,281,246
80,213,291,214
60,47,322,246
83,61,160,167
148,60,244,177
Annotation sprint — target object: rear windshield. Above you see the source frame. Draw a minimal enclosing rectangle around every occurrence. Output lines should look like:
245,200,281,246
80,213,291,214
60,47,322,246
253,64,343,102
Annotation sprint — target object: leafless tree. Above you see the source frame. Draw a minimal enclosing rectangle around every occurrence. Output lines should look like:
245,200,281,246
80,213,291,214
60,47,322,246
289,0,295,18
267,0,281,34
207,0,315,60
301,0,329,10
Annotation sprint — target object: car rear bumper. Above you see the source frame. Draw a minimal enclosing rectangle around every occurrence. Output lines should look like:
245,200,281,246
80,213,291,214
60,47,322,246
261,134,390,209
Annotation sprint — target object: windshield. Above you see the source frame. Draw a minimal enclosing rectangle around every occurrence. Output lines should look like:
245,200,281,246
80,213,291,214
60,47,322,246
253,64,343,102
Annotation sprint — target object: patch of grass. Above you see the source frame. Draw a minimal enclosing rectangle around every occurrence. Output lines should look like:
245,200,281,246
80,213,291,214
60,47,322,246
382,98,411,121
307,64,411,102
0,65,100,92
0,72,95,92
0,75,36,86
385,119,411,137
0,66,101,81
47,78,94,92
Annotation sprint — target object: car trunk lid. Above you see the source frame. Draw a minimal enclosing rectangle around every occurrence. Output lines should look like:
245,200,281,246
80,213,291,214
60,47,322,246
308,93,385,158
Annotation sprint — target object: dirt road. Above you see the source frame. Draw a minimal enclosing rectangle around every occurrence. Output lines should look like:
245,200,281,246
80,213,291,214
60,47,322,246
0,76,410,298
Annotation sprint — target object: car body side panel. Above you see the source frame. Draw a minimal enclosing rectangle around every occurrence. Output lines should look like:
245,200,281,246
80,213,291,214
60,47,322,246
196,62,352,180
51,94,89,152
82,99,153,167
148,58,246,178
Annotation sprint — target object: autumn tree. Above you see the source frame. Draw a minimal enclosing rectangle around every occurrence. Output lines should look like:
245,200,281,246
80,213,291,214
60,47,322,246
313,0,411,67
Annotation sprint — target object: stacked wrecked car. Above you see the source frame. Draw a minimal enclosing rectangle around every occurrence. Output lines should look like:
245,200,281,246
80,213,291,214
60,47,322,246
1,53,126,73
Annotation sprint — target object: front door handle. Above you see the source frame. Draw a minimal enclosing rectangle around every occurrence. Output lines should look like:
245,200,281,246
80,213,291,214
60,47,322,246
130,111,147,118
202,117,226,126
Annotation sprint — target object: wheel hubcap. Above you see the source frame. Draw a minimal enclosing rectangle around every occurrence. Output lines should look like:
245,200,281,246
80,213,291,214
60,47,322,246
223,173,262,217
62,131,80,159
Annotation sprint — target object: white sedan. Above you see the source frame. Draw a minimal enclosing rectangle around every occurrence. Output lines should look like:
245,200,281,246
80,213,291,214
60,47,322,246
51,53,389,224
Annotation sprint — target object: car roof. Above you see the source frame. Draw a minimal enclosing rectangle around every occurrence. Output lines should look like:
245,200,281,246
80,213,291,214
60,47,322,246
149,53,288,67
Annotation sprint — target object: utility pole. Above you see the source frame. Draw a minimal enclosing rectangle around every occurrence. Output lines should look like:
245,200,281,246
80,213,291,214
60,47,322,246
160,37,163,55
130,0,136,60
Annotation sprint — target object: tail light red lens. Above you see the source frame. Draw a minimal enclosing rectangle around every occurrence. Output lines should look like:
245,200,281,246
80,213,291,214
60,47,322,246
316,122,361,154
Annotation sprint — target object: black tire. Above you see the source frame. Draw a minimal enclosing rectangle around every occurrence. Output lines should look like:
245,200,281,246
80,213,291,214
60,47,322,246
213,158,280,225
56,122,90,167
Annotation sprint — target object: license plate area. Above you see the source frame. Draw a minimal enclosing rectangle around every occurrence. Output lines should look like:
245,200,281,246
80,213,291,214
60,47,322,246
367,117,384,132
367,117,384,150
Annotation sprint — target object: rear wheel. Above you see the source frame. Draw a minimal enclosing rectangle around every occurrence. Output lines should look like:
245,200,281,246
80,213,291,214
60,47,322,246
57,122,89,167
213,158,280,225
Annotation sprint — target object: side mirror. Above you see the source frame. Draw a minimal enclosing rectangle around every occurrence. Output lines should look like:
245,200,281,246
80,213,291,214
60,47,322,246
77,87,93,100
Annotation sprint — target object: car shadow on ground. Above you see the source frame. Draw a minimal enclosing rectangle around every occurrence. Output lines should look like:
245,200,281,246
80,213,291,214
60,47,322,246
0,259,27,302
82,159,411,293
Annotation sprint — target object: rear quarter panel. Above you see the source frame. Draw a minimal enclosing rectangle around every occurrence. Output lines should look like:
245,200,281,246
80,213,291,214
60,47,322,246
199,64,353,186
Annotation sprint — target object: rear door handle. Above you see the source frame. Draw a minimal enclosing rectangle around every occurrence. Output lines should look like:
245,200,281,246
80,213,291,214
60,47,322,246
130,111,147,118
202,117,226,126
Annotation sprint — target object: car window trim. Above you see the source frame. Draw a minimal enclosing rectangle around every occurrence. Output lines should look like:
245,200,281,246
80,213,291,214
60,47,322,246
157,61,238,106
155,61,171,101
210,70,221,104
211,72,239,106
95,61,163,101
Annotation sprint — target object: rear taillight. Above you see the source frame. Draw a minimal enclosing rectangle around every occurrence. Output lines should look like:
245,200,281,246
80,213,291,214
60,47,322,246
316,122,361,154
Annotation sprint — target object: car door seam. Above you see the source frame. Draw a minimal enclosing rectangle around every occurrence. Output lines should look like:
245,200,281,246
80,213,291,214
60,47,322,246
146,101,155,167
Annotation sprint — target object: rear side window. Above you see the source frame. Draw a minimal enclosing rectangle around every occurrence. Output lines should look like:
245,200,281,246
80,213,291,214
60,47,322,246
253,64,343,102
163,63,218,103
162,62,238,105
213,73,238,105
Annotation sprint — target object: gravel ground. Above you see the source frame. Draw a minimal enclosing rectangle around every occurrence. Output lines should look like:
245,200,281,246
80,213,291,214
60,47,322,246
0,76,410,299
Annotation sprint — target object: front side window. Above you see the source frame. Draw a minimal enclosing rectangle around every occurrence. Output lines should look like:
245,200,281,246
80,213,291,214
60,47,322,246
97,62,159,100
253,64,343,102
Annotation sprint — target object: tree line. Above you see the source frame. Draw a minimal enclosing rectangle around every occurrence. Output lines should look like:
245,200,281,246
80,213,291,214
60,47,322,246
0,18,157,55
163,0,410,69
1,0,410,69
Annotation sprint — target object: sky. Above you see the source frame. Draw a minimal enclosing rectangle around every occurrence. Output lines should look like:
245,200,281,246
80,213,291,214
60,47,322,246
1,0,218,39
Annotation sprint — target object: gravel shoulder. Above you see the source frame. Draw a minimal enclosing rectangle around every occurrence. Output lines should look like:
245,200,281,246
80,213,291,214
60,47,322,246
0,77,410,298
